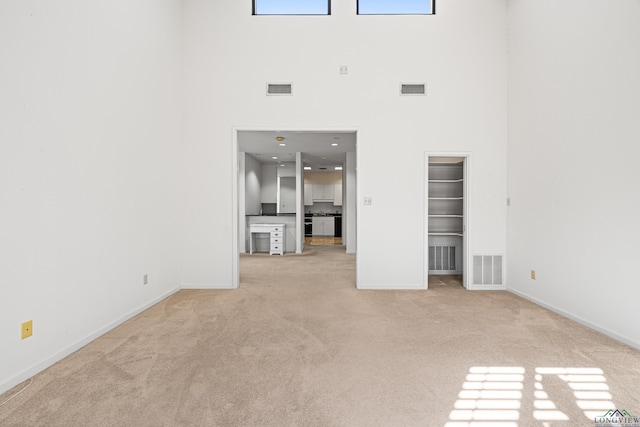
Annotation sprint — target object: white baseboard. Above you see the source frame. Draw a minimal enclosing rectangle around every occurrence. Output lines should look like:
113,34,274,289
468,285,506,291
181,283,236,289
509,288,640,351
0,287,180,396
357,283,427,290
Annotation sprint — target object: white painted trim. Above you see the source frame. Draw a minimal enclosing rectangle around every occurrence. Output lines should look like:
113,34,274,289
470,285,506,291
357,284,426,290
509,288,640,351
295,152,304,254
232,128,240,289
181,283,235,289
0,287,181,395
424,152,472,290
232,126,359,289
354,143,360,289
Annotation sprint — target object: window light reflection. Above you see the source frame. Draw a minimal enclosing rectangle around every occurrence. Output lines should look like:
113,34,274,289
447,366,616,426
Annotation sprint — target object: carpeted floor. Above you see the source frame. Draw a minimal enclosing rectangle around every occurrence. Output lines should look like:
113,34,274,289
1,245,639,426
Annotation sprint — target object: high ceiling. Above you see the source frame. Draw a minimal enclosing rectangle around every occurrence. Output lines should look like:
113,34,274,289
238,130,356,171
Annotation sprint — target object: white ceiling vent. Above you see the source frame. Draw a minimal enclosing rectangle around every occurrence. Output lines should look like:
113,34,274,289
400,83,426,95
267,83,293,96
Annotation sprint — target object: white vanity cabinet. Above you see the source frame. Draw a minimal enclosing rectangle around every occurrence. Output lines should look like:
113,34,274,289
249,223,286,255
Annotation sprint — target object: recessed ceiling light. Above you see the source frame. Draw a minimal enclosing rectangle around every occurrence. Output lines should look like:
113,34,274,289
276,136,285,141
331,143,338,147
272,156,278,159
335,166,343,170
322,157,328,160
304,166,311,170
279,143,286,147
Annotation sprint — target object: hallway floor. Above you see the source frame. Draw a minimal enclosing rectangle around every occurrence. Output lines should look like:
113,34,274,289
304,236,342,246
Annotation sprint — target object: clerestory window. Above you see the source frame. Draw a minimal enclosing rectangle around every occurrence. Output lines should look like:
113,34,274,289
253,0,331,15
357,0,434,15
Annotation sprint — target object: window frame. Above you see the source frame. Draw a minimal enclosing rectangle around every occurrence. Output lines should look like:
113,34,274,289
356,0,435,16
252,0,331,16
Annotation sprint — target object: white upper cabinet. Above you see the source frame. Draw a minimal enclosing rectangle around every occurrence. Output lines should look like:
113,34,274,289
304,183,313,206
312,183,334,201
333,183,342,206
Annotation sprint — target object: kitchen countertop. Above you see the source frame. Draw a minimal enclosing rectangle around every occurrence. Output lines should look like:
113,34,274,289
246,213,296,217
246,213,342,217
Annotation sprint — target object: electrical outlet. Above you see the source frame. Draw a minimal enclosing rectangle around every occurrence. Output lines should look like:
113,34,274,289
530,270,536,280
21,320,33,339
143,274,148,285
339,65,348,74
363,197,372,206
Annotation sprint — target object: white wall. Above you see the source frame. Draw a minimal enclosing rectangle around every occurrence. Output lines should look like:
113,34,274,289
244,153,262,215
182,0,508,289
0,0,184,393
260,164,277,204
507,0,640,347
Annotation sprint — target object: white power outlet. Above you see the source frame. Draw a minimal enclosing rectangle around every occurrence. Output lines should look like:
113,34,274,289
339,65,348,74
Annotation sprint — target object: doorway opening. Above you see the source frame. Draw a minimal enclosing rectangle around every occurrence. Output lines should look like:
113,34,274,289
425,155,469,289
233,129,358,288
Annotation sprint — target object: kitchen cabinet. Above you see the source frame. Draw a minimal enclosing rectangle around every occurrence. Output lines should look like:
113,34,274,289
312,216,334,236
333,183,342,206
312,184,334,201
304,183,313,206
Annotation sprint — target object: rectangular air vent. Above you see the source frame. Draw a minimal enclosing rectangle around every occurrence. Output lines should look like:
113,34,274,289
267,83,293,95
429,246,456,272
473,255,503,285
400,83,426,95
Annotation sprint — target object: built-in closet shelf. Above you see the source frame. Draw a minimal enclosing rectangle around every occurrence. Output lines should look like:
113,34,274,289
428,160,465,274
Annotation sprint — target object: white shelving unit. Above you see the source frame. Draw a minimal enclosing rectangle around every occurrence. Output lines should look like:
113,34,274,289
428,160,464,274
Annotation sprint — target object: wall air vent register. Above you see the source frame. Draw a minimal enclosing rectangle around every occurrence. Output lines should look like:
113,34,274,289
400,83,426,95
473,255,503,286
267,83,293,95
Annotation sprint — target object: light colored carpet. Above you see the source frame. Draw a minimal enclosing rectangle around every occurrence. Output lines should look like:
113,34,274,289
1,245,639,426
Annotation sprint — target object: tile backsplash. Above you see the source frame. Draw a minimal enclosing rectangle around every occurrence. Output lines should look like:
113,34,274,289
306,202,342,214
